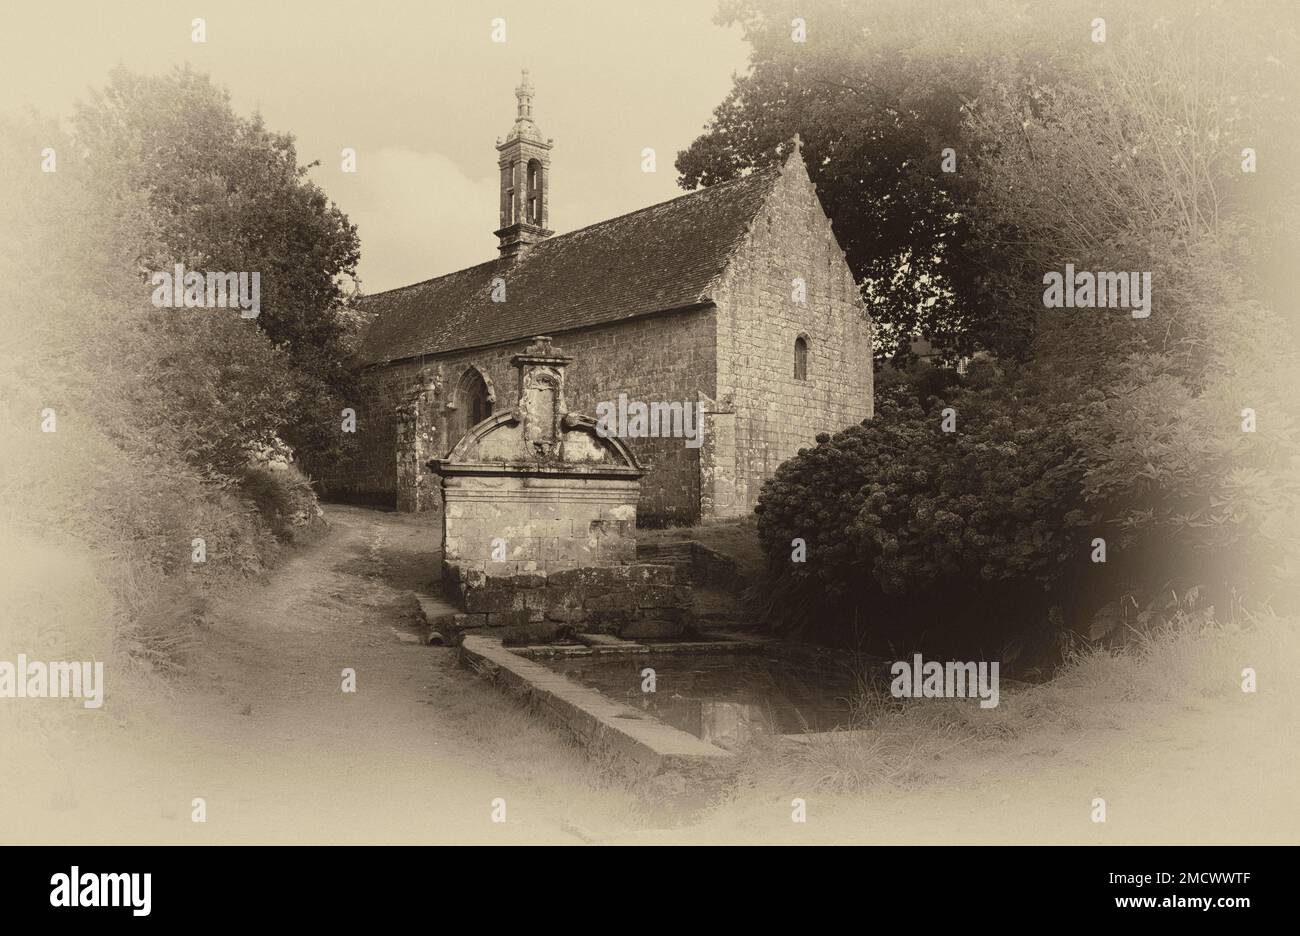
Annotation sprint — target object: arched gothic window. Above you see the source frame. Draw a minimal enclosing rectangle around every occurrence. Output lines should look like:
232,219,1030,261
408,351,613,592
447,367,494,454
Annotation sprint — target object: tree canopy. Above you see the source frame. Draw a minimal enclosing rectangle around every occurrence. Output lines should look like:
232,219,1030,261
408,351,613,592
73,65,364,464
678,0,1299,365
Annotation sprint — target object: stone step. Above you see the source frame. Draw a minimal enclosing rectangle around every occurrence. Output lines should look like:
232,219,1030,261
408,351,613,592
690,584,743,624
635,540,750,596
577,633,639,648
635,543,695,559
634,543,696,585
412,593,462,645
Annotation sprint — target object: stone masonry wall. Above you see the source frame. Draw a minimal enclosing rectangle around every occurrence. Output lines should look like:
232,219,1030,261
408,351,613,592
433,564,692,646
442,473,640,578
314,307,716,525
706,154,874,516
313,154,869,522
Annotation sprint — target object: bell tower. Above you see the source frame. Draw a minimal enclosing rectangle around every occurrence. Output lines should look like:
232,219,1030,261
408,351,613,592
495,69,554,259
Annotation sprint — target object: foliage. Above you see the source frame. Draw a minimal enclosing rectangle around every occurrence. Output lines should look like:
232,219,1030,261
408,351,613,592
745,1,1300,650
678,0,1094,362
968,9,1300,614
0,83,342,672
680,0,1299,366
72,65,363,465
237,463,327,544
755,368,1089,649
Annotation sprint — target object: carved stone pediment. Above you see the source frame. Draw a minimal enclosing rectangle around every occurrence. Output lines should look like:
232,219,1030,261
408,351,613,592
427,336,643,477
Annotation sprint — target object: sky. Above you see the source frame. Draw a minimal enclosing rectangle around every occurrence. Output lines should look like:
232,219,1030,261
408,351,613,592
0,0,752,292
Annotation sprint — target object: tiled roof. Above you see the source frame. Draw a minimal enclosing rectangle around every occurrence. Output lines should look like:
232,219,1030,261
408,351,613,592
353,167,782,366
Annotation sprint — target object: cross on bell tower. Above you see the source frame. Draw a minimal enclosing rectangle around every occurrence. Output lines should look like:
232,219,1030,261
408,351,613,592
495,69,554,260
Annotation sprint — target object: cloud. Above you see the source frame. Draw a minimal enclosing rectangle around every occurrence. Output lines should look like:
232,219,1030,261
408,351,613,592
330,147,499,294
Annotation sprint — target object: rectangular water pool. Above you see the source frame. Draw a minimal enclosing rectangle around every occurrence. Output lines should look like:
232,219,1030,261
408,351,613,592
538,649,864,750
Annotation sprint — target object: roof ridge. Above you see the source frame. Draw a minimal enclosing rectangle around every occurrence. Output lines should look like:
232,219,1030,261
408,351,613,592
360,256,502,302
531,164,782,245
355,159,790,365
358,165,783,300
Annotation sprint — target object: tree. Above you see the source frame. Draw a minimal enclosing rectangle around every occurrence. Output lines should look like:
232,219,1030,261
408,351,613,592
72,66,363,465
745,0,1300,647
677,0,1089,363
965,2,1300,614
0,108,305,666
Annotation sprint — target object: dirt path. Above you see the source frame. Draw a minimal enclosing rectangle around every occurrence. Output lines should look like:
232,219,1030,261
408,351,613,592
6,505,1294,845
5,505,643,844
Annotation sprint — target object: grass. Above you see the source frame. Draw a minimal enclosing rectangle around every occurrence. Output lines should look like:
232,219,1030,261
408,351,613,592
634,514,765,580
731,610,1297,795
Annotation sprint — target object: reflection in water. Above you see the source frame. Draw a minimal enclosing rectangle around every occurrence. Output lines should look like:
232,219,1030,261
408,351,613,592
544,651,863,750
700,701,767,748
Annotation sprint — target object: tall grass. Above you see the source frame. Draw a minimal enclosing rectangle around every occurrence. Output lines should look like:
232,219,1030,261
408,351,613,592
750,611,1298,793
0,112,323,719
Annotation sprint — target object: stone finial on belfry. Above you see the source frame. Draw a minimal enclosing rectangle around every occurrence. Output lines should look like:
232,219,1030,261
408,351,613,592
506,68,542,144
516,69,534,119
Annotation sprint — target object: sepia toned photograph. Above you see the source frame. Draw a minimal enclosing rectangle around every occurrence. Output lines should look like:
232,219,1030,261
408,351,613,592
1,0,1297,893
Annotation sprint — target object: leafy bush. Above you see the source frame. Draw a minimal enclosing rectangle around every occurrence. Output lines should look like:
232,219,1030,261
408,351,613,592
744,1,1300,657
755,369,1091,652
0,96,337,680
1066,342,1300,623
237,463,327,544
756,336,1299,655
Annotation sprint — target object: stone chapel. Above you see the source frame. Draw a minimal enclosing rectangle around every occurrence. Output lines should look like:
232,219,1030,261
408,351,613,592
317,71,873,526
